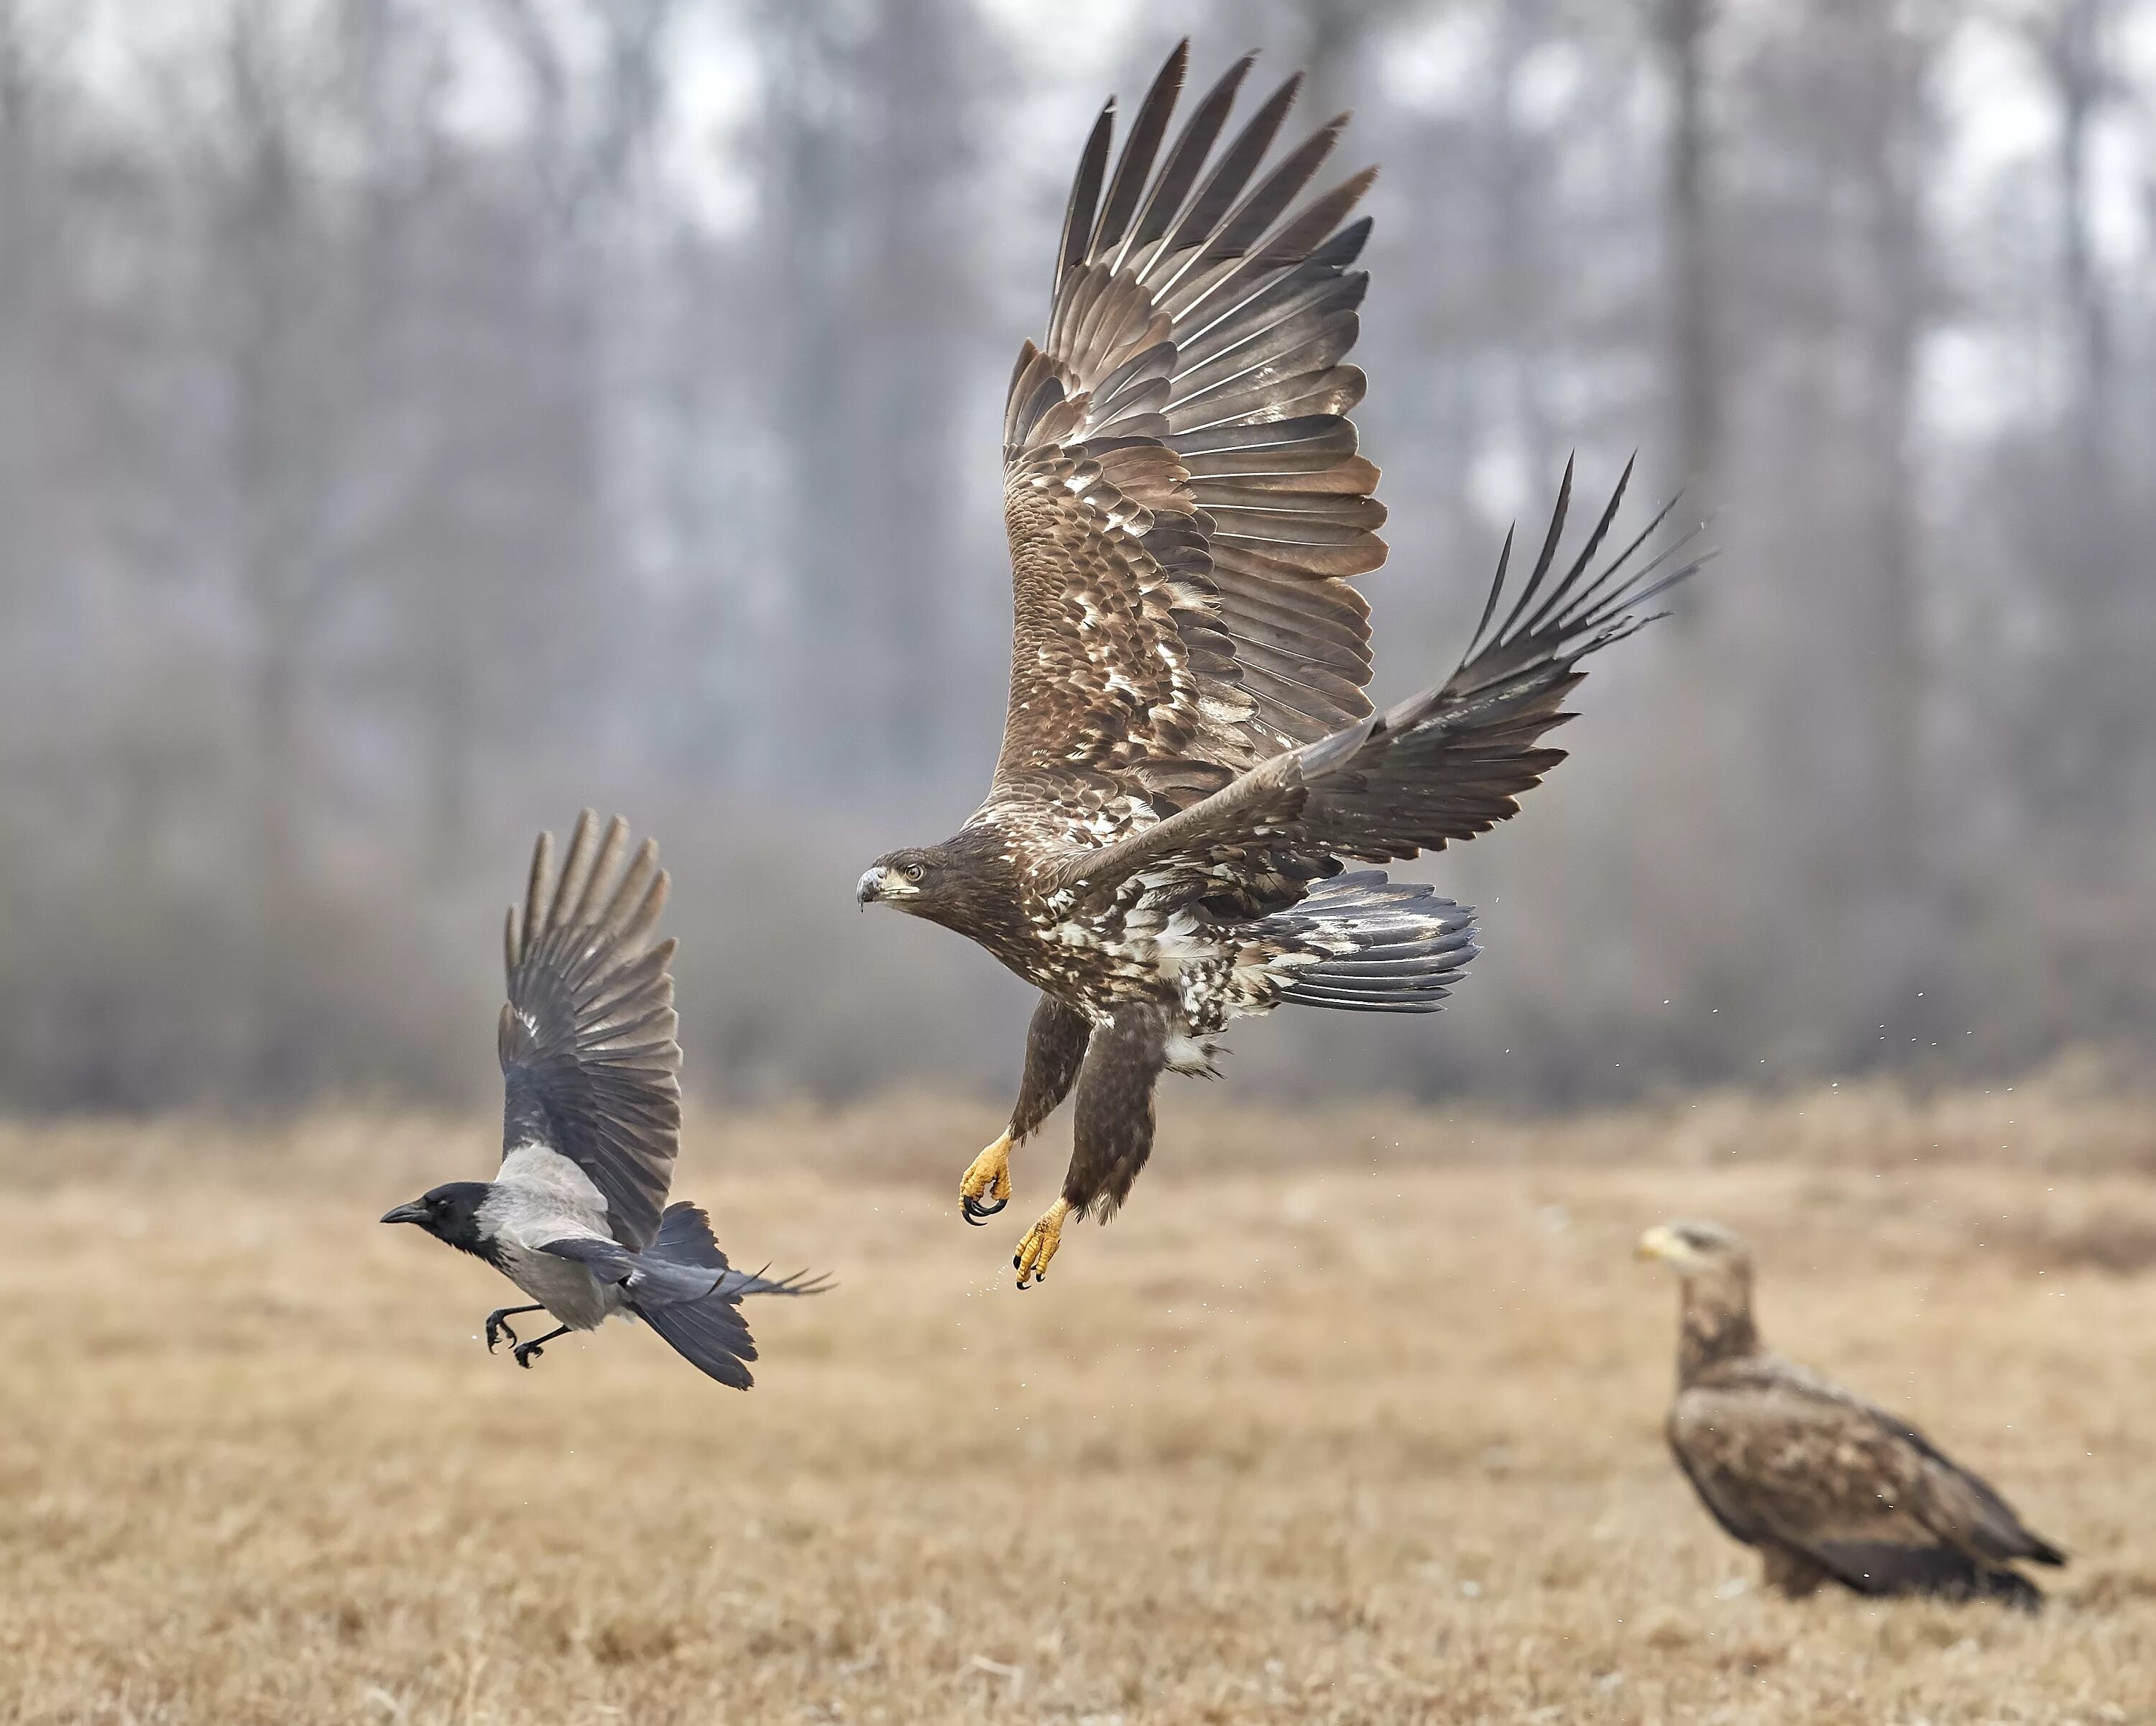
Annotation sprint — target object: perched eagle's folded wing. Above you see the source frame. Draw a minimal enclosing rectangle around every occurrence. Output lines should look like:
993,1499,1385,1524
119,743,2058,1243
1048,463,1705,919
990,42,1383,836
1672,1360,2064,1603
497,812,682,1252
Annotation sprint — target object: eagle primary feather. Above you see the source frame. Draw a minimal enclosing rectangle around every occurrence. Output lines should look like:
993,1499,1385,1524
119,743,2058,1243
860,42,1703,1286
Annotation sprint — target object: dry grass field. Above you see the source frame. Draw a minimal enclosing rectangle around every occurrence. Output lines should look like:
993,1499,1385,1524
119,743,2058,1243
5,1079,2156,1725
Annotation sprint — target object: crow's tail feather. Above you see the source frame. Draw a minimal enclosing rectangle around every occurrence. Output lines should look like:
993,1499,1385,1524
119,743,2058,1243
631,1291,760,1390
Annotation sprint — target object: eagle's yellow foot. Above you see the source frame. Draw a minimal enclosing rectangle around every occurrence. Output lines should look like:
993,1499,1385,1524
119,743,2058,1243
1013,1197,1070,1289
959,1131,1014,1226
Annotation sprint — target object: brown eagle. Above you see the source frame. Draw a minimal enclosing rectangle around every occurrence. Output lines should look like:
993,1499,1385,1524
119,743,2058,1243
858,42,1701,1286
1637,1220,2065,1609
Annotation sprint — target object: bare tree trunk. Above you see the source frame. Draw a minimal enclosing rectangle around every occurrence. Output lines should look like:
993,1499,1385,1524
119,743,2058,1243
2045,0,2114,485
1854,14,1932,896
0,0,35,611
1656,0,1719,596
217,6,320,1093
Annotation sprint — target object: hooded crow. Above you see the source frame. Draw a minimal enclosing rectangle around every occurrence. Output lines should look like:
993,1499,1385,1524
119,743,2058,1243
381,811,828,1387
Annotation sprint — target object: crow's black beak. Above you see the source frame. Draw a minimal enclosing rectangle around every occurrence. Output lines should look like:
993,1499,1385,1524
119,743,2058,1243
380,1201,428,1226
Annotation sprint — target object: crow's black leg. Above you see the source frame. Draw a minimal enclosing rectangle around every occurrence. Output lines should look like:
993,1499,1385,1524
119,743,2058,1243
485,1305,546,1353
512,1326,571,1369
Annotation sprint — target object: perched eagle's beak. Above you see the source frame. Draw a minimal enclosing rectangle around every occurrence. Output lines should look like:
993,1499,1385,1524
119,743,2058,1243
1635,1223,1685,1264
380,1200,429,1226
855,868,885,909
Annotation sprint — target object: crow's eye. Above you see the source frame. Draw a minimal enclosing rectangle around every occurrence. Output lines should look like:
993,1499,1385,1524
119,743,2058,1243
903,862,925,883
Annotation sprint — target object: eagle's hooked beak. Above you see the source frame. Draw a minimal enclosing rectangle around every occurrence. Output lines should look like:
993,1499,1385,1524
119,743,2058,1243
380,1200,429,1226
858,866,920,909
1635,1223,1685,1264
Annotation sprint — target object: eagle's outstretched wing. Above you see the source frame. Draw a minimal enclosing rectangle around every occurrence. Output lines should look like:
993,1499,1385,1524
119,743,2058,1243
990,42,1383,839
1047,462,1705,919
498,812,681,1252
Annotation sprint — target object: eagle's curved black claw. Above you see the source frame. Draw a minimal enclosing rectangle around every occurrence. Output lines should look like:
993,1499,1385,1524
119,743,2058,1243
962,1193,1008,1224
512,1339,545,1369
484,1310,520,1353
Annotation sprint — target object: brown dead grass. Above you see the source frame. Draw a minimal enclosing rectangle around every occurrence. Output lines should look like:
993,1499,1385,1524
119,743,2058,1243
4,1085,2155,1724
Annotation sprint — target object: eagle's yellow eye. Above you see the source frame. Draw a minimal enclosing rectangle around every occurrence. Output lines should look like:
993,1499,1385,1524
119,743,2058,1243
904,862,925,883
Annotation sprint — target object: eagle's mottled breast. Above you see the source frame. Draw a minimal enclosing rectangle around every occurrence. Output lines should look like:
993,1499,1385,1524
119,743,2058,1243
926,808,1192,1021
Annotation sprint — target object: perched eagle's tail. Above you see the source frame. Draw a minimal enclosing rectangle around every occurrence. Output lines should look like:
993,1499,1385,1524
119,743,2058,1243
1256,872,1478,1014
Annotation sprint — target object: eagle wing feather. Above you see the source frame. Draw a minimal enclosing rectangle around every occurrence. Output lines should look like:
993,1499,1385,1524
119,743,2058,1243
1048,462,1705,919
988,42,1383,840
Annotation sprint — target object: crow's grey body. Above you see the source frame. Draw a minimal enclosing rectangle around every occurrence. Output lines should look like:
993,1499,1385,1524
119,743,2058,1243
479,1142,622,1328
382,814,827,1387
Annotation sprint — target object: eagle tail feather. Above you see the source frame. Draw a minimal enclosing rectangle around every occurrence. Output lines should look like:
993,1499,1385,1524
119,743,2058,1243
1261,871,1477,1014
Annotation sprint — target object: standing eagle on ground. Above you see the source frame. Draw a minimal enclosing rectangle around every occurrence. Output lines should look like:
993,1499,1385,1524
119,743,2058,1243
858,42,1703,1287
1637,1220,2065,1608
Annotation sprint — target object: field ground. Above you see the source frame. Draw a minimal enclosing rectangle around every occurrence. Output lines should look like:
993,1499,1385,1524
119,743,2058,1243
4,1081,2156,1725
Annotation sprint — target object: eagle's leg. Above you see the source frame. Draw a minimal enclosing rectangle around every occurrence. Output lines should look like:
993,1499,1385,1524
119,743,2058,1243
1761,1544,1829,1599
1015,1005,1166,1287
484,1303,546,1353
962,993,1091,1225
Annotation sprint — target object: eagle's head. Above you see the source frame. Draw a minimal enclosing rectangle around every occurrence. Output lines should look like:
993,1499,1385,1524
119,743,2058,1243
1635,1217,1751,1275
857,844,962,917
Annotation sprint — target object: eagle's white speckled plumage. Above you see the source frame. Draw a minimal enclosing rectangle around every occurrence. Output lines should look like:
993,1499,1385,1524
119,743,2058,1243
854,43,1693,1252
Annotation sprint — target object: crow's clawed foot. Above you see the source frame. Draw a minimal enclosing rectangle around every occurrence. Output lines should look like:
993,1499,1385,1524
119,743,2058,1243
1013,1197,1071,1289
484,1309,522,1354
512,1339,546,1369
959,1131,1014,1225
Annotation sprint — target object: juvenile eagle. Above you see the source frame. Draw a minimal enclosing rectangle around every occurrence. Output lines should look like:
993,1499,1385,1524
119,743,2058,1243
382,813,827,1387
1637,1220,2065,1608
858,42,1701,1286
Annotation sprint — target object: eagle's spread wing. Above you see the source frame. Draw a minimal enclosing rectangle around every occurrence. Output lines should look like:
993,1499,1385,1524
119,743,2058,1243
498,812,681,1252
991,42,1383,838
1049,462,1703,919
1672,1358,2065,1602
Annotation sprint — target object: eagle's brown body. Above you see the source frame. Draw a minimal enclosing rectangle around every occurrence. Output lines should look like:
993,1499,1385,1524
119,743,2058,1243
1640,1221,2065,1608
860,42,1701,1284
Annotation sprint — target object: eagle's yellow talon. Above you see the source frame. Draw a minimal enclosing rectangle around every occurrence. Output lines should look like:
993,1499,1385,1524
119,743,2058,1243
1013,1198,1070,1288
959,1131,1014,1218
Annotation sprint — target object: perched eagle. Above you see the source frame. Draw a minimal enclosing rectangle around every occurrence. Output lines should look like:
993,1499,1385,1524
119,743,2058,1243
858,41,1702,1287
1637,1220,2065,1609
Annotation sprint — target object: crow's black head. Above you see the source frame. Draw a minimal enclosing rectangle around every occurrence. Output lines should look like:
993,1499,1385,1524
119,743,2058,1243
380,1181,493,1257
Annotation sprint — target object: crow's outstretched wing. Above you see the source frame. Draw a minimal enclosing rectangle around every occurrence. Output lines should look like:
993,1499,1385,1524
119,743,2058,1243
989,42,1384,841
1046,462,1705,919
499,812,681,1251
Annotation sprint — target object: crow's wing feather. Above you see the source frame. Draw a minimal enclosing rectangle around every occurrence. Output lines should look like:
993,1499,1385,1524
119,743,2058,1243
535,1229,830,1391
499,812,681,1252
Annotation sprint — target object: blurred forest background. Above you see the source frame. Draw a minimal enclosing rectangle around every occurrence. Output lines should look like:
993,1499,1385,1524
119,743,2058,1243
0,0,2150,1113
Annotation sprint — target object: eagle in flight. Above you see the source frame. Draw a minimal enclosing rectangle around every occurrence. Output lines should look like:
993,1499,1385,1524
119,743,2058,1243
859,42,1702,1286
